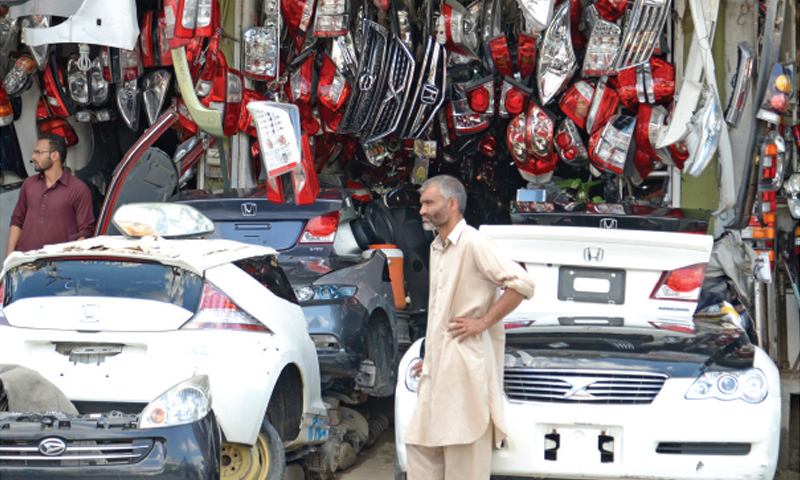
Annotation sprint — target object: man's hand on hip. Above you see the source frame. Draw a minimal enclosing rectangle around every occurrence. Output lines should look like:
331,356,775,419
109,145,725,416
447,316,489,342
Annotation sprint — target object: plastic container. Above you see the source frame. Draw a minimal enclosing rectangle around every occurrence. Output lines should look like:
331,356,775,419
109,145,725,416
364,244,406,309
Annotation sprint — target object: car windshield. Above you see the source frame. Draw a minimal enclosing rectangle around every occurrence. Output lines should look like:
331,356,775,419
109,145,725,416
3,258,203,311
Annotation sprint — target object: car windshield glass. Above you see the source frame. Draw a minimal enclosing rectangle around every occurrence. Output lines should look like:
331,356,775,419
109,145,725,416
4,258,203,311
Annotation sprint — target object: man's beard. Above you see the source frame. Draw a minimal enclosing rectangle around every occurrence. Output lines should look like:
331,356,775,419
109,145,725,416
422,220,436,231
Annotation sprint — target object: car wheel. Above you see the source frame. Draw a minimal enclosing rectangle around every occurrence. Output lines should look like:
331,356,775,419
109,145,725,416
366,316,395,397
221,419,286,480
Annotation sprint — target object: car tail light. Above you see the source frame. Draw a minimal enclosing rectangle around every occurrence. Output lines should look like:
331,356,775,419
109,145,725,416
248,101,302,178
0,82,12,127
585,80,619,134
300,210,341,243
724,42,755,127
559,79,594,130
488,36,514,77
636,104,672,165
517,32,537,80
221,68,243,136
292,134,320,205
243,26,280,81
290,52,315,105
629,150,655,186
36,97,50,120
594,0,629,21
194,0,216,37
317,53,351,132
177,98,199,133
265,174,286,204
282,0,316,52
554,118,588,165
758,130,786,192
537,0,577,105
183,282,272,332
450,82,489,135
613,57,675,111
140,10,156,67
582,6,621,77
174,0,199,38
507,112,528,165
314,0,348,36
518,0,554,30
143,70,172,126
499,77,530,118
20,15,50,69
438,0,481,59
588,114,635,175
466,78,494,114
611,0,671,72
238,89,267,136
3,56,36,97
650,263,707,301
43,58,73,118
39,118,79,146
510,101,557,184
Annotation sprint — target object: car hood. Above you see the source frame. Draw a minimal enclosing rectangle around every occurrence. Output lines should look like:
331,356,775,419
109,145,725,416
503,313,755,378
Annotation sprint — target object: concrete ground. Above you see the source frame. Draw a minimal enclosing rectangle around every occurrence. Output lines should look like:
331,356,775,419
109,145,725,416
333,429,395,480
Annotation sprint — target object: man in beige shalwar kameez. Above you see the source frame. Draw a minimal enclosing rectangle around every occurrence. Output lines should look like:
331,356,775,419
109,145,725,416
405,175,535,480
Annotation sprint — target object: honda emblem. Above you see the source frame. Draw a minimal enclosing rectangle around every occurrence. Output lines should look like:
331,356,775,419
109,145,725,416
421,84,439,104
600,218,618,229
241,202,257,217
584,247,604,262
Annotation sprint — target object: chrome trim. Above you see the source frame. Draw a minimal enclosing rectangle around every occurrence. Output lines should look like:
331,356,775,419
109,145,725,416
398,37,447,139
611,0,671,72
362,36,416,143
724,42,755,128
338,19,388,134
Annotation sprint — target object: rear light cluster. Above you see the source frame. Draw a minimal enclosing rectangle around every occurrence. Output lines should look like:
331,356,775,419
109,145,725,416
742,215,776,270
299,211,341,244
183,282,272,333
650,263,707,302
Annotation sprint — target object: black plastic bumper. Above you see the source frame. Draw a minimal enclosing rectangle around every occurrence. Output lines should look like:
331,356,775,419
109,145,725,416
0,410,221,480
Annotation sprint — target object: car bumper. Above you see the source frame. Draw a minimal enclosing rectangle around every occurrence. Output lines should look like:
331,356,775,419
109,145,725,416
0,410,221,480
302,302,368,379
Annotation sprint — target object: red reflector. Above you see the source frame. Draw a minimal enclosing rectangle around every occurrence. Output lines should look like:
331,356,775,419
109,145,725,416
468,85,491,113
489,36,514,77
517,33,537,80
505,88,526,115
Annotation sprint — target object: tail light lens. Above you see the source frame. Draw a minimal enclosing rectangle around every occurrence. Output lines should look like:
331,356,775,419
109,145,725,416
314,0,349,36
142,70,172,126
559,79,594,130
183,282,272,332
594,0,629,21
438,0,481,59
292,134,320,205
243,25,280,81
140,10,156,68
588,114,635,175
282,0,316,52
636,104,672,165
613,57,675,111
758,130,786,192
157,10,174,66
0,82,12,127
554,118,588,165
488,36,514,77
466,78,494,114
3,56,36,97
238,88,267,136
194,0,216,37
265,174,286,204
175,0,199,38
517,32,537,80
177,98,199,133
650,263,708,301
300,211,341,243
451,82,489,134
43,58,73,118
518,0,555,30
536,0,577,105
499,77,530,118
585,80,619,134
511,101,557,184
682,87,722,177
223,68,243,136
507,112,527,164
318,53,352,132
290,53,315,105
39,118,79,147
248,101,302,178
582,6,621,77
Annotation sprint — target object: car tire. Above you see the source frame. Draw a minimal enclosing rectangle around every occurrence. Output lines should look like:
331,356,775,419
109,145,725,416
221,418,286,480
366,317,395,397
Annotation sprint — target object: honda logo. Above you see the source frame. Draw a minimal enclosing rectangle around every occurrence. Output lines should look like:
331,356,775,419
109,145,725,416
421,84,439,104
600,218,618,229
241,202,257,217
583,247,604,262
39,438,67,456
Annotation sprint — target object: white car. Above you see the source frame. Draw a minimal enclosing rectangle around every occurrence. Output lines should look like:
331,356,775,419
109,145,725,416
0,203,328,480
395,225,781,480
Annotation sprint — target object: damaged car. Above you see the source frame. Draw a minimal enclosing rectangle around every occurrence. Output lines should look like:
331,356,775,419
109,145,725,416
0,203,329,480
395,216,781,480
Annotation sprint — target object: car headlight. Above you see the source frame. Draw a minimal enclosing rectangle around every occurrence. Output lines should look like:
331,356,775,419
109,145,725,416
294,285,357,302
685,368,768,403
404,357,423,393
140,375,212,429
783,173,800,219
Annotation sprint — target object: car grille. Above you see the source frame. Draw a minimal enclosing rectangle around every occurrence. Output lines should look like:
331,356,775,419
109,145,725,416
362,36,415,143
398,37,447,139
611,0,672,72
504,368,668,404
0,438,153,466
338,19,388,135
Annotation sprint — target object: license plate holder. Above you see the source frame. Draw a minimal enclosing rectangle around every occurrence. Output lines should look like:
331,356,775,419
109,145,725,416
558,266,625,304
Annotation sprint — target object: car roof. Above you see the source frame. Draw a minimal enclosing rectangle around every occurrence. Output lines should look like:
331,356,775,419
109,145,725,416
2,236,280,276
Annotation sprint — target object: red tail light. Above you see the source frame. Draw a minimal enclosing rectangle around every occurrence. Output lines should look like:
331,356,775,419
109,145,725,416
588,115,635,175
467,79,494,114
499,78,530,118
559,79,594,130
650,263,708,301
194,0,217,37
504,320,535,330
585,81,619,134
513,101,557,183
43,59,73,118
613,57,675,111
0,83,12,127
440,0,480,59
39,118,79,147
140,11,156,67
174,0,199,38
569,0,586,50
300,211,340,243
517,33,537,80
265,174,286,204
317,54,351,132
238,88,267,137
183,282,272,332
292,134,320,205
290,52,315,105
594,0,629,21
488,36,514,77
177,98,199,133
282,0,316,52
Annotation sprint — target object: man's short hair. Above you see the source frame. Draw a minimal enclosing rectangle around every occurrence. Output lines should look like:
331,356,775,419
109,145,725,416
420,175,467,215
41,133,67,163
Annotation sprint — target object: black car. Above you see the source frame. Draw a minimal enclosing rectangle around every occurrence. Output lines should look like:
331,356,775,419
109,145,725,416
173,188,401,398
